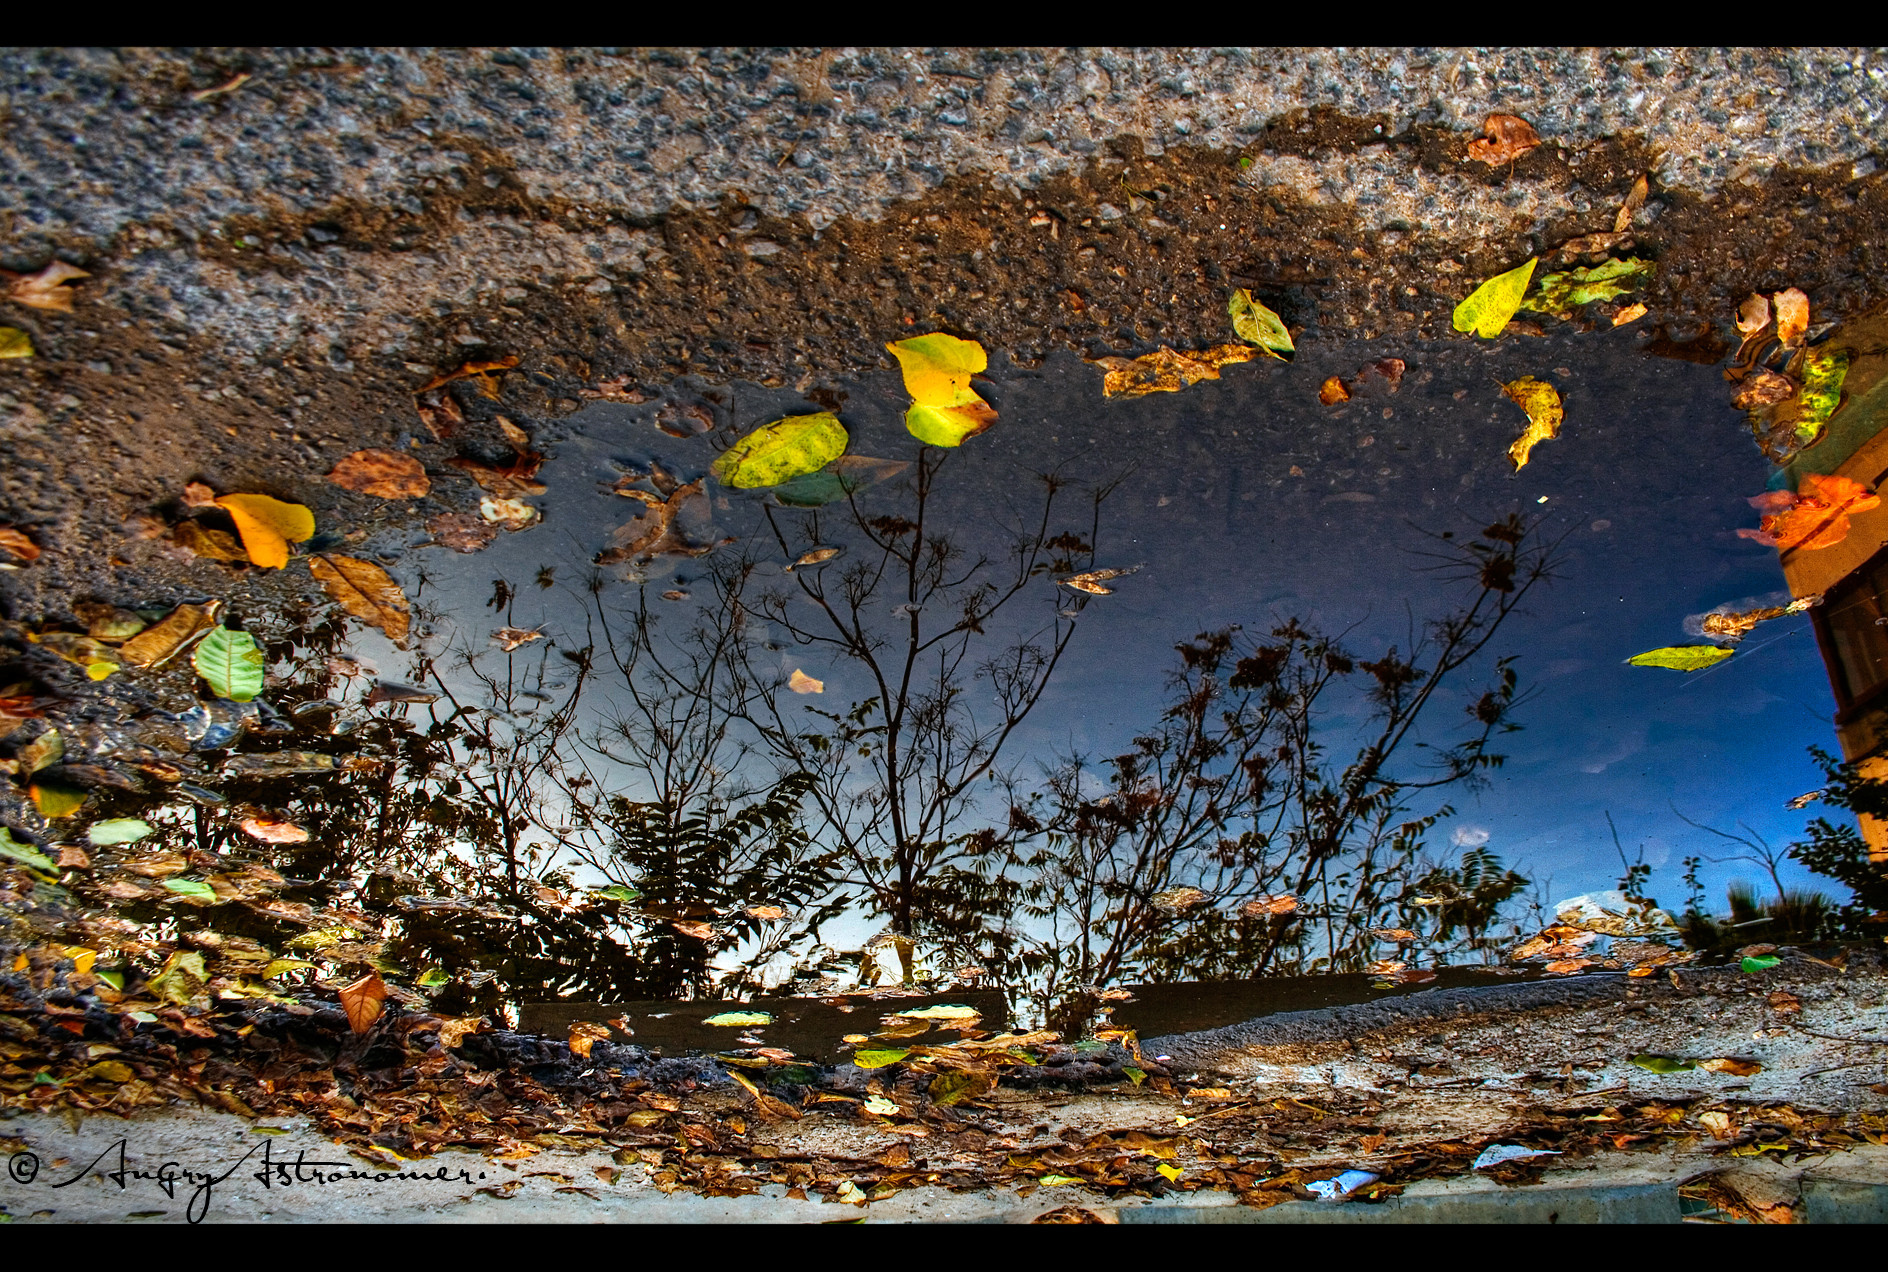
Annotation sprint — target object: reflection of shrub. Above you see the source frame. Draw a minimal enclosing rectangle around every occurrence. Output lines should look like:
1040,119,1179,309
1787,747,1888,937
1678,880,1836,954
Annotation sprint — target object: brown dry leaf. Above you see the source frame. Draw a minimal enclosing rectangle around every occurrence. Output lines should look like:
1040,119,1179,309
1368,928,1417,941
1754,473,1881,552
1359,1133,1389,1153
1698,1057,1763,1077
1732,370,1797,410
56,843,90,868
492,626,545,652
426,512,499,554
655,402,715,438
417,356,520,399
1614,174,1650,233
119,601,224,670
1737,294,1772,336
596,478,721,566
309,555,412,643
337,971,388,1034
1466,114,1541,166
179,481,218,509
671,920,714,941
1773,288,1810,350
1241,894,1298,917
1699,1110,1734,1140
1365,959,1407,976
448,452,547,499
0,527,41,564
437,1016,487,1049
5,261,90,312
1612,303,1648,326
240,817,310,844
1318,377,1350,405
1091,344,1258,398
568,1021,613,1059
497,416,532,452
746,904,787,921
1766,990,1802,1015
1511,924,1598,962
173,520,247,562
415,389,465,440
328,450,430,501
1543,957,1596,975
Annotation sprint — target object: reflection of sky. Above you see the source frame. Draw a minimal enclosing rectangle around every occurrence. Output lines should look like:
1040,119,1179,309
399,325,1843,922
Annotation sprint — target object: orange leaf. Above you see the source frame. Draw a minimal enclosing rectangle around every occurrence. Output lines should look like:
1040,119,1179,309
0,527,40,563
416,356,520,397
338,971,388,1034
6,261,90,312
240,817,310,843
214,493,315,569
1318,377,1350,405
328,450,430,500
1760,473,1881,552
1466,114,1541,166
569,1021,613,1059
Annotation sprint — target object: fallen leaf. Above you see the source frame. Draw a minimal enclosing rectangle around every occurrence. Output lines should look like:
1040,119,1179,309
773,455,911,507
87,818,153,846
1612,302,1648,326
28,631,119,680
1738,294,1772,337
1366,959,1407,975
5,260,89,312
414,390,465,439
1629,1053,1697,1074
309,555,412,643
497,416,531,452
785,546,843,572
0,328,33,358
1151,886,1210,912
162,877,216,902
788,669,824,694
1453,259,1538,339
338,972,388,1034
438,1016,486,1049
1473,1144,1561,1170
655,401,715,438
213,494,315,570
712,413,849,488
1091,344,1258,398
327,450,430,500
448,453,547,499
416,356,519,399
74,603,145,643
1369,928,1417,942
1785,346,1850,451
150,951,208,1005
480,496,538,530
568,1021,613,1059
1751,472,1879,552
596,479,718,566
1228,289,1293,358
930,1070,996,1106
1502,377,1564,471
888,333,999,446
1699,1111,1733,1140
173,520,248,562
1627,645,1734,673
1318,377,1350,405
1766,990,1801,1015
1699,596,1817,643
1241,894,1299,917
1058,565,1142,596
893,1004,982,1020
192,627,266,701
426,511,499,554
1368,358,1406,390
1773,288,1810,351
670,920,714,941
1732,371,1798,411
852,1049,910,1070
703,1011,773,1027
0,827,55,870
1616,175,1649,232
364,682,437,707
1522,258,1655,319
1698,1057,1763,1077
1466,114,1540,166
1156,1163,1184,1184
746,905,787,921
1741,954,1781,973
239,817,309,844
492,626,545,652
0,528,40,563
1543,957,1596,975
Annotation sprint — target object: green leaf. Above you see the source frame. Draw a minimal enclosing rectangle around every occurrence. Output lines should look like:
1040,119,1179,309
28,780,85,819
416,966,451,988
1039,1175,1083,1186
904,401,997,448
260,959,316,979
0,327,33,359
1741,954,1782,973
1228,289,1293,358
1627,645,1735,673
162,878,217,902
702,1011,773,1026
772,456,910,507
850,1048,910,1069
192,626,266,702
1628,1053,1697,1074
87,818,154,846
1123,1066,1147,1086
0,828,55,871
710,413,849,489
1792,346,1850,447
1521,257,1656,319
1453,259,1538,338
593,885,641,903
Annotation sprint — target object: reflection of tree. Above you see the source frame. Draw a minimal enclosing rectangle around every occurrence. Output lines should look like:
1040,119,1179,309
717,450,1117,947
991,517,1555,1020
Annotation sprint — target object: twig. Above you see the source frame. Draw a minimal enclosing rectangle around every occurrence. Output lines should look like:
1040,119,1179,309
1801,1060,1880,1079
1793,1025,1888,1046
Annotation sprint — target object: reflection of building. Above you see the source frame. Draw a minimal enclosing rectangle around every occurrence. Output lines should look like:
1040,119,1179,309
1778,307,1888,867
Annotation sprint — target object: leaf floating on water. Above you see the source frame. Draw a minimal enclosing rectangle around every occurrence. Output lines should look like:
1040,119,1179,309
492,626,545,652
1789,346,1850,449
239,817,310,843
1227,289,1293,359
0,827,55,870
788,669,824,694
1698,595,1819,643
1465,114,1540,166
0,327,33,359
450,453,546,500
87,818,153,846
309,555,412,643
192,627,266,702
888,333,999,446
1627,645,1734,673
1318,377,1350,406
365,681,438,706
1368,928,1417,942
1091,344,1257,398
162,877,217,902
119,601,223,670
893,1004,982,1020
703,1011,773,1027
213,494,315,570
1453,259,1537,339
1744,473,1880,552
597,478,720,566
327,450,430,500
773,455,910,508
1058,565,1142,595
1732,370,1798,411
1240,894,1299,917
712,413,849,488
1522,258,1655,319
338,971,388,1034
1502,377,1563,471
785,546,843,572
5,260,90,312
1151,886,1210,912
670,919,714,941
852,1049,910,1070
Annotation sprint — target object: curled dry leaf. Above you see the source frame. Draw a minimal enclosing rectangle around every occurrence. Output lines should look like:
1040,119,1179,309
597,479,720,566
1241,894,1298,917
1773,288,1810,350
670,919,715,941
1318,377,1350,406
328,450,430,500
1612,302,1649,326
0,528,40,563
1699,595,1817,643
655,401,715,438
449,452,546,499
1732,370,1797,411
492,626,545,652
5,260,90,312
1615,174,1650,232
337,971,388,1034
437,1016,487,1049
1365,959,1407,976
426,511,498,554
1543,957,1596,975
480,496,538,530
414,389,464,440
309,555,411,643
788,669,824,694
1737,294,1772,337
416,355,519,400
1465,114,1541,166
568,1021,614,1059
1502,377,1563,471
118,601,224,669
785,546,843,572
240,817,310,844
1766,990,1802,1015
1092,344,1258,398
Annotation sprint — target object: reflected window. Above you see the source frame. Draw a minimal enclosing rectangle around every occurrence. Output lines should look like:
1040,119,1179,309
1821,548,1888,712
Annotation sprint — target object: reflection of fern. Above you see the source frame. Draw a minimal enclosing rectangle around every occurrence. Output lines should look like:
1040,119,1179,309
1402,846,1531,961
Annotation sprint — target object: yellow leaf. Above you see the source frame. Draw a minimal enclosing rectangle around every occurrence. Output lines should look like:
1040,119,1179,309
1157,1164,1183,1183
214,494,315,569
711,413,850,486
788,669,824,694
1502,377,1563,471
1228,290,1293,358
888,334,998,446
1453,259,1538,339
309,555,411,643
1091,344,1258,398
0,327,32,359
